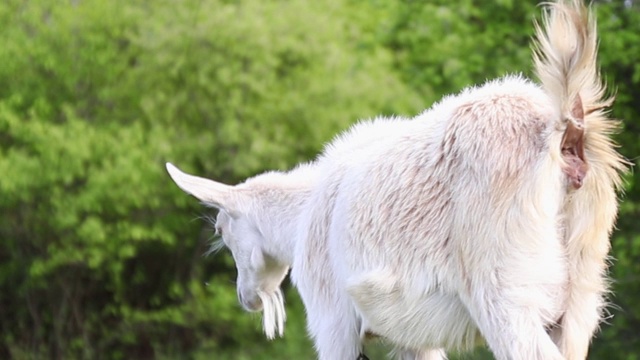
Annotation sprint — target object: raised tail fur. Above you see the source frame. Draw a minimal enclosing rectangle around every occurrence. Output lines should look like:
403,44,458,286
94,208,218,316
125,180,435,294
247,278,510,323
532,0,627,187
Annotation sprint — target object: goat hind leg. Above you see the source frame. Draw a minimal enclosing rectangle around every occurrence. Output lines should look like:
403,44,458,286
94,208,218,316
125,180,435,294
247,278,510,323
463,290,564,360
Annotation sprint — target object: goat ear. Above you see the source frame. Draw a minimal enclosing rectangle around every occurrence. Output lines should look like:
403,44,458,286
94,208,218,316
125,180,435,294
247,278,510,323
166,163,240,214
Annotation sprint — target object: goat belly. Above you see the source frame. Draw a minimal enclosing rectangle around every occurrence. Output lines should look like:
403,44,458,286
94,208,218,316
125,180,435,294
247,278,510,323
347,269,480,351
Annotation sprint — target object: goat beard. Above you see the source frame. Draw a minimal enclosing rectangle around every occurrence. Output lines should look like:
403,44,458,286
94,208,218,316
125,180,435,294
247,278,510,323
257,288,286,339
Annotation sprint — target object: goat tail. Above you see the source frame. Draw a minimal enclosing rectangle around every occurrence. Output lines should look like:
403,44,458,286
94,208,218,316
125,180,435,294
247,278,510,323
533,0,627,187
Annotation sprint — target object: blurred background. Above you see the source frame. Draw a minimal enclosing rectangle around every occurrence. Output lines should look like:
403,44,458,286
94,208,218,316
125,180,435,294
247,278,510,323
0,0,638,359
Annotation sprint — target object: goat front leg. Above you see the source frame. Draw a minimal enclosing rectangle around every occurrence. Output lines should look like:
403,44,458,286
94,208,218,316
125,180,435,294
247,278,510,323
297,270,361,360
306,299,362,360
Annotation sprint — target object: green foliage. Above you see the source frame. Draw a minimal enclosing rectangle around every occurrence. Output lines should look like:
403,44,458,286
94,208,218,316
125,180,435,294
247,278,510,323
0,0,638,359
382,0,537,103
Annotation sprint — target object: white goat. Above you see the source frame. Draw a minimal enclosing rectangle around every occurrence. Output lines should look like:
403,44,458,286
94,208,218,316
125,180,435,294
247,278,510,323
166,0,627,359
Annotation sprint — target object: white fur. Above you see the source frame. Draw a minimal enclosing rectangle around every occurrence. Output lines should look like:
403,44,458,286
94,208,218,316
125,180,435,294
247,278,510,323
166,1,626,359
258,288,286,339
